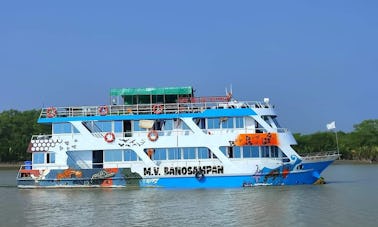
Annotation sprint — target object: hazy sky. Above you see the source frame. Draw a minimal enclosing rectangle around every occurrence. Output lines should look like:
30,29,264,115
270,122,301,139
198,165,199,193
1,1,377,134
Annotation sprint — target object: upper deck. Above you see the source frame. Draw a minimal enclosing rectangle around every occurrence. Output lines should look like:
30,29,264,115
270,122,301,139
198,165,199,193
39,100,274,119
38,86,275,121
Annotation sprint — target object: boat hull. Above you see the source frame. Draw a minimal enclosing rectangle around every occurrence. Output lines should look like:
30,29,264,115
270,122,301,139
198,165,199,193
17,159,336,189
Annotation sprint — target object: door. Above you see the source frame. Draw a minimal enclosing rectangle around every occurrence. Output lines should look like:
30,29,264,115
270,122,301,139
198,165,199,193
92,150,103,168
123,120,132,137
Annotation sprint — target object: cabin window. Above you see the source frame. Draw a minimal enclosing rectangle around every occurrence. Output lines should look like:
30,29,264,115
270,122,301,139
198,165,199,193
193,118,206,129
47,152,55,164
219,146,227,156
153,148,167,160
96,121,112,132
271,146,279,157
183,147,196,159
207,118,220,129
233,146,241,158
163,119,173,130
272,117,281,128
261,146,270,158
219,146,241,158
123,149,138,161
32,152,45,164
104,150,122,162
168,148,181,160
198,147,211,159
243,146,259,158
153,120,164,131
114,121,123,132
235,117,244,128
53,123,77,134
221,117,234,128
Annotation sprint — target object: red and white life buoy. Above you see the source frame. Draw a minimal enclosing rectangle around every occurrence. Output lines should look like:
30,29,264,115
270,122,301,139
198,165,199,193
98,106,109,116
104,132,115,143
152,104,163,114
147,130,159,142
46,107,57,118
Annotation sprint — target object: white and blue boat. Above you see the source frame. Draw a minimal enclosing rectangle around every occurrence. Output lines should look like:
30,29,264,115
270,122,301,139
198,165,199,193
17,86,339,188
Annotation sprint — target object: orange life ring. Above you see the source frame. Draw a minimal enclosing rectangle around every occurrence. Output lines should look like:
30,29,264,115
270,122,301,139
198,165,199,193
98,106,109,116
152,104,163,114
147,130,159,142
46,107,57,118
104,132,115,143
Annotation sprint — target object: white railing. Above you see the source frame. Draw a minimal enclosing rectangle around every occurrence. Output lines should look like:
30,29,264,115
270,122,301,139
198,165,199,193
39,100,274,119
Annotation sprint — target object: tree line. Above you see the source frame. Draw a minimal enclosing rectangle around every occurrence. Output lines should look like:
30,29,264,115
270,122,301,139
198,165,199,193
294,119,378,162
0,109,377,162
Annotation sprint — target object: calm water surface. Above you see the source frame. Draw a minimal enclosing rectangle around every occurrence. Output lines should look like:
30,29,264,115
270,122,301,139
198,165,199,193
1,164,377,227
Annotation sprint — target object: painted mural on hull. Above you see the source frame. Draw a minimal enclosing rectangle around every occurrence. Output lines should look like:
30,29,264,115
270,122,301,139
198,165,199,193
17,155,325,188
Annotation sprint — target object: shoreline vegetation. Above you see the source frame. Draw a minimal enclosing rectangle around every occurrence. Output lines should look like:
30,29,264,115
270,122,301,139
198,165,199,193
0,110,377,163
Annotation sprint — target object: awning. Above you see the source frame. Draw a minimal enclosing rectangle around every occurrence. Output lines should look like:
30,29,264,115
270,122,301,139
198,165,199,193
110,86,193,96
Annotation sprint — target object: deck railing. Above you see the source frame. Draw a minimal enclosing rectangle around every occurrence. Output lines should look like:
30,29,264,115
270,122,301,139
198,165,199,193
39,100,274,119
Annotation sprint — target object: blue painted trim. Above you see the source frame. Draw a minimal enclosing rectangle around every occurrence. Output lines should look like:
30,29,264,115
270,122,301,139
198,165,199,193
38,108,256,123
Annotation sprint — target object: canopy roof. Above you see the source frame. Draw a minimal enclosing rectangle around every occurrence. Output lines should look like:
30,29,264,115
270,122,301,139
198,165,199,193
110,86,193,96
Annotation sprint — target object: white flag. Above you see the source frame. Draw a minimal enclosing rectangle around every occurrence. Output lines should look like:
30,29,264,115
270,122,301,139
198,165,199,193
327,121,336,130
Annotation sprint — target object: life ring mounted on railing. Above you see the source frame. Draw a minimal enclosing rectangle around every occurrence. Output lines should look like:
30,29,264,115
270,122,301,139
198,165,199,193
98,106,109,116
152,104,163,114
147,130,159,142
46,107,57,118
104,132,115,143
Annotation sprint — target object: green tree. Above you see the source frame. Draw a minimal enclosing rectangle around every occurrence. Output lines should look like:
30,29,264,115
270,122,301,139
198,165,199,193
0,109,50,162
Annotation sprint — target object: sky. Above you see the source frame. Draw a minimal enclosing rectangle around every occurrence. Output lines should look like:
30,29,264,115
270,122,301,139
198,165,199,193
1,1,377,134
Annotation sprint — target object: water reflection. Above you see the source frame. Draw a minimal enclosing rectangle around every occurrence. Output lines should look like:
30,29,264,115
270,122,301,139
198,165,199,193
1,164,377,227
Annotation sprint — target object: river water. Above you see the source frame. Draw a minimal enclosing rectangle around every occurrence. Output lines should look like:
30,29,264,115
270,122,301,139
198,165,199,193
1,164,377,227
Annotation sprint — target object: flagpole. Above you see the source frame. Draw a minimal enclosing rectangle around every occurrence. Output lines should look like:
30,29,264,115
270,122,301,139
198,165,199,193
334,130,340,158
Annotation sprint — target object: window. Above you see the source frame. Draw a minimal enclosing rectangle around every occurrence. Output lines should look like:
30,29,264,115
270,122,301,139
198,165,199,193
194,118,206,129
183,147,196,159
168,148,181,160
96,121,112,132
124,149,138,161
207,118,220,129
153,148,167,160
271,146,279,157
221,117,234,128
198,147,211,159
163,120,173,130
33,153,45,164
233,146,241,158
53,123,73,134
272,117,281,128
261,146,270,158
114,121,123,132
47,153,55,163
133,121,142,131
104,150,122,162
243,146,259,158
219,146,227,156
220,146,241,158
235,117,244,128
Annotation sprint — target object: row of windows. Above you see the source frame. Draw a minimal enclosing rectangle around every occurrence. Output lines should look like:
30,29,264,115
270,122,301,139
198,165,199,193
53,117,246,134
32,146,283,164
104,146,283,162
104,149,139,162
